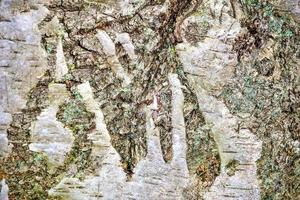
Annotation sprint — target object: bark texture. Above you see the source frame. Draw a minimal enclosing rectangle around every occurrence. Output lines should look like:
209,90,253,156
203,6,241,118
0,0,299,199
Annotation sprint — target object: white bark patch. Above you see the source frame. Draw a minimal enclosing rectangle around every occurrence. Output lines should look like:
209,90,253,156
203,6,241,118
55,37,68,81
176,0,262,199
116,32,137,60
0,134,9,158
0,110,12,158
96,30,116,56
29,84,74,167
0,2,49,158
189,81,262,200
96,30,132,87
169,74,187,169
0,179,9,200
0,3,49,112
49,82,127,199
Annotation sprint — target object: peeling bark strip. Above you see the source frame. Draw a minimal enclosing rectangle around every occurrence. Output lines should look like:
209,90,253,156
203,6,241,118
77,82,112,146
55,37,69,81
50,75,189,199
116,33,137,60
96,30,132,87
144,104,164,162
0,110,11,157
169,74,187,167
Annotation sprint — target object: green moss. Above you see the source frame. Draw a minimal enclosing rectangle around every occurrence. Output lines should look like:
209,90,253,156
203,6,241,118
58,90,91,132
225,159,240,176
67,63,76,71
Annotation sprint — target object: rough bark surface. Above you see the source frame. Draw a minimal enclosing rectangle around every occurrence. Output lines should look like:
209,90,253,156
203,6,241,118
0,0,299,199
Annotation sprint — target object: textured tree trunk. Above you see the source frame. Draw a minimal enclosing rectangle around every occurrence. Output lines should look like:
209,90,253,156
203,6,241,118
1,0,299,199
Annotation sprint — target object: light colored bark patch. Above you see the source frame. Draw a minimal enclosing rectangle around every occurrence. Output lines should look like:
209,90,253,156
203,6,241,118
96,30,132,87
176,0,262,199
49,82,126,199
0,179,8,200
29,84,74,167
55,37,69,82
116,33,137,60
0,2,49,113
0,111,12,157
188,80,262,199
0,1,49,159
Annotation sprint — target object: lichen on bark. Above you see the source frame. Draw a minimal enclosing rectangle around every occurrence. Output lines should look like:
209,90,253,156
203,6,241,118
0,0,299,199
